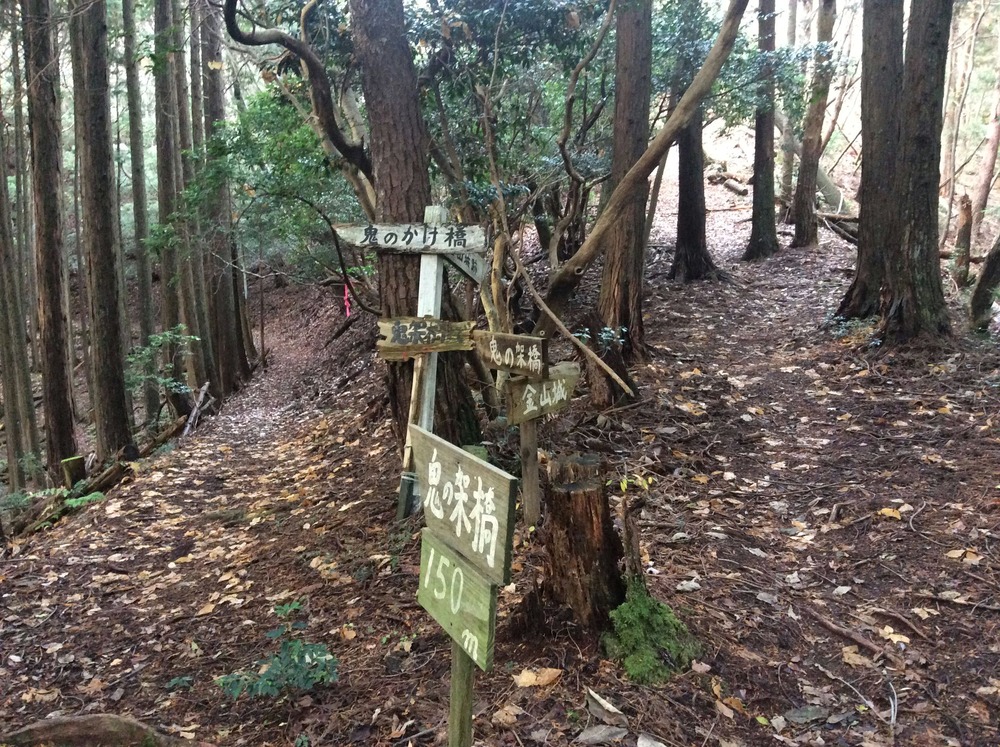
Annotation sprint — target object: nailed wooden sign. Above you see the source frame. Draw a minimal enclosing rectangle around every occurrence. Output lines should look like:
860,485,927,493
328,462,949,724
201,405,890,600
377,318,475,360
418,529,497,671
473,330,548,379
506,361,580,425
409,425,517,585
337,223,486,254
445,251,488,284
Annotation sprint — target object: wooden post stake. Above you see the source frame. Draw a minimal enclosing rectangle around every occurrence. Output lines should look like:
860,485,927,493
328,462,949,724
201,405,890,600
448,641,475,747
519,419,540,526
397,206,448,519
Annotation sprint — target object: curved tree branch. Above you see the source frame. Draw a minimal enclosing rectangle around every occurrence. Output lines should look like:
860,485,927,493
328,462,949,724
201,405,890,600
223,0,373,183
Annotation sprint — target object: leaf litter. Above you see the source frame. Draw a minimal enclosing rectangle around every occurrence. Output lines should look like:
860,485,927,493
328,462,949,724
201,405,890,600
2,189,1000,745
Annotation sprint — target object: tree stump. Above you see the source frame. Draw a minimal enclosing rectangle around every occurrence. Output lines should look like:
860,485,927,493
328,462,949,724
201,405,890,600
61,456,86,489
543,454,625,630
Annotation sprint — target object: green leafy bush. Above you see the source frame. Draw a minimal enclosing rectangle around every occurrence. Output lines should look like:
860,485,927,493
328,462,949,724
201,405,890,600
65,492,105,510
603,579,700,685
216,603,338,700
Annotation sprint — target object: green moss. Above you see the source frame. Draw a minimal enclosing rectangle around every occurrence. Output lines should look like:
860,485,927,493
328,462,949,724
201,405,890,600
602,578,700,685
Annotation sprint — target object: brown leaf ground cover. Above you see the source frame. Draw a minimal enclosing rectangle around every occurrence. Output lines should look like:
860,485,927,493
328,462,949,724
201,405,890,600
3,188,1000,747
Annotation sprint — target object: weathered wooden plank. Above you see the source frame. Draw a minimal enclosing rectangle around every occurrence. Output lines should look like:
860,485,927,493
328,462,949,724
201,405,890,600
336,223,486,253
445,252,488,284
377,318,475,360
506,361,580,425
418,529,497,671
409,425,517,584
472,330,548,379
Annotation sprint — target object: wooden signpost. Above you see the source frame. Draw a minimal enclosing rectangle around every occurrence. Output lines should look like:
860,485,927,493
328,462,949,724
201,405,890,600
472,330,548,379
410,424,517,746
377,318,475,360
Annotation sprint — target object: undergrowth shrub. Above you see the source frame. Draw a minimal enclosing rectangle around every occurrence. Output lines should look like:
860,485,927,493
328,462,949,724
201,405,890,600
216,601,338,700
602,578,700,684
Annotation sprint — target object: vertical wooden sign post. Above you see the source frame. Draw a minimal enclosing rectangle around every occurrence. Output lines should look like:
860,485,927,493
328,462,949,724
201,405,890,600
337,207,487,518
410,425,517,747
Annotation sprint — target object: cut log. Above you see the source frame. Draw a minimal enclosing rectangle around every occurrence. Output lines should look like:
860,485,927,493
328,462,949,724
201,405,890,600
723,178,749,196
0,713,214,747
543,454,625,629
61,456,86,489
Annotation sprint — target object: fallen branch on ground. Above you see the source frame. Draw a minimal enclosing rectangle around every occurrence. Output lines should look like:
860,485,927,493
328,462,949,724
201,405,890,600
0,713,215,747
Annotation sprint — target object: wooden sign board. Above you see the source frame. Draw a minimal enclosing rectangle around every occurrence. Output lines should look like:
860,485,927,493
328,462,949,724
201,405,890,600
378,318,475,360
418,529,497,671
473,331,548,379
445,252,488,284
409,425,517,585
506,361,580,425
337,223,486,254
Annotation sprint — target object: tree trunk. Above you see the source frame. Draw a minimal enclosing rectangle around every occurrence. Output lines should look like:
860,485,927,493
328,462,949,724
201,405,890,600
544,454,625,630
939,7,963,198
122,0,160,424
951,194,972,287
22,0,80,480
880,0,954,343
971,24,1000,243
597,0,651,365
743,0,779,261
790,0,836,248
836,0,901,319
153,0,193,417
939,0,987,247
71,0,136,462
779,0,797,215
202,0,249,393
970,230,1000,329
533,0,749,330
670,110,719,281
349,0,479,449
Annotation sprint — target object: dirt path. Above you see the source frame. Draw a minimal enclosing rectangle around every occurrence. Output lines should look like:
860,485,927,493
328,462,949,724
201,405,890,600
2,193,999,747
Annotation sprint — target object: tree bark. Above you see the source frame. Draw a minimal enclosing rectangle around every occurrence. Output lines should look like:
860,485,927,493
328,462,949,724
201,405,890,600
836,0,901,319
779,0,797,214
202,0,249,392
122,0,160,424
22,0,79,479
970,230,1000,329
544,455,625,630
743,0,780,261
670,110,719,281
880,0,954,343
951,194,972,287
790,0,835,248
71,0,136,462
536,0,749,330
153,0,193,417
597,0,651,365
349,0,479,449
971,24,1000,243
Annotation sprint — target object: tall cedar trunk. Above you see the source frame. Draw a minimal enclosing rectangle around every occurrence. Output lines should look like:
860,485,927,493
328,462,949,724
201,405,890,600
0,102,34,492
779,0,797,215
10,2,38,373
597,0,651,366
939,8,963,197
790,0,835,248
172,0,217,395
880,0,954,342
836,0,901,319
22,0,79,479
71,0,135,461
971,27,1000,243
939,2,986,247
970,230,1000,329
743,0,779,260
153,0,193,416
349,0,479,449
202,0,247,392
122,0,159,423
670,110,718,281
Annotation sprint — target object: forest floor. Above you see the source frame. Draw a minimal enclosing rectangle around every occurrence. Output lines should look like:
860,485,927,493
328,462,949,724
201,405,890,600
3,182,1000,747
